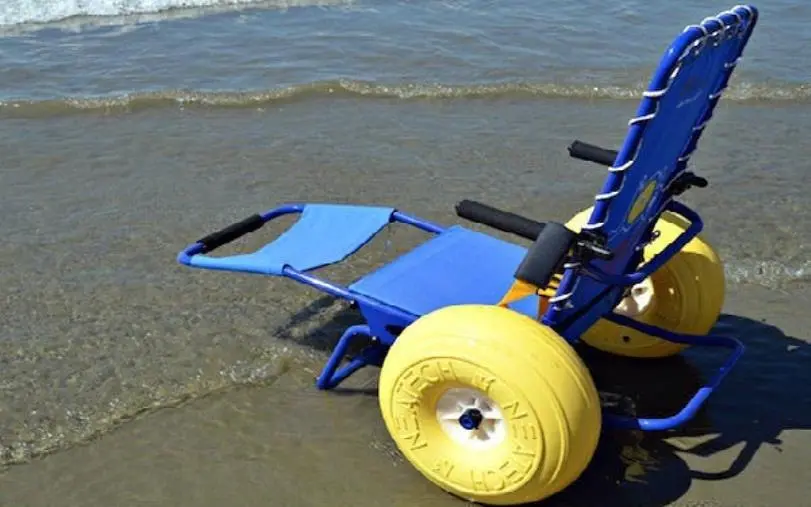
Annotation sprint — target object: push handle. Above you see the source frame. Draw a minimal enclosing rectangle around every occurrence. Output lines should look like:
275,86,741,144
196,214,265,253
455,200,544,241
568,140,618,167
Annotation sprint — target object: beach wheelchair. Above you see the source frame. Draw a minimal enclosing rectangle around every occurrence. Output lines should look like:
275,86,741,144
177,5,759,505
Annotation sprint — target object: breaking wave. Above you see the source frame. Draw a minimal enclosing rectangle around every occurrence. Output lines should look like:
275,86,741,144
0,0,354,27
2,79,810,118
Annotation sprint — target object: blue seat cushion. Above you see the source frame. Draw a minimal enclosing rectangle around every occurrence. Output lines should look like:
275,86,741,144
349,225,538,317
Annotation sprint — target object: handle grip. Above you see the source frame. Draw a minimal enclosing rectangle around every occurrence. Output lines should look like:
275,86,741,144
196,214,265,253
455,200,544,241
568,140,618,166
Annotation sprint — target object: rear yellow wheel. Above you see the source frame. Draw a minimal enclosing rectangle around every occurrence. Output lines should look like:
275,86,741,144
378,304,601,505
565,207,725,358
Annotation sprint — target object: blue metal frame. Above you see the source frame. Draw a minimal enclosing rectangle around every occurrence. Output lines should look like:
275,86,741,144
177,5,760,435
602,312,744,431
178,200,742,431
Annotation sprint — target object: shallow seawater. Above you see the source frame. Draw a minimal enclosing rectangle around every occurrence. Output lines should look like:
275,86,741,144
1,0,810,505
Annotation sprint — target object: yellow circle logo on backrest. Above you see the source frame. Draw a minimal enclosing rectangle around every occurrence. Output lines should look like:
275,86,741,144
627,180,657,225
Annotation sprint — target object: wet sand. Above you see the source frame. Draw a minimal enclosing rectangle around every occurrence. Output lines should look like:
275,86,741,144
3,0,811,504
1,98,810,506
1,284,809,507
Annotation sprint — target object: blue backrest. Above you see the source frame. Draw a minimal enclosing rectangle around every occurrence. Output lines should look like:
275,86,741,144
546,5,759,338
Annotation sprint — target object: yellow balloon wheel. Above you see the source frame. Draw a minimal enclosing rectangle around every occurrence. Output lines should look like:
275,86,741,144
565,207,726,358
377,304,601,505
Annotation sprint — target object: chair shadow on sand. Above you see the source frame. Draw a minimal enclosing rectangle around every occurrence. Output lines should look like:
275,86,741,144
272,296,810,507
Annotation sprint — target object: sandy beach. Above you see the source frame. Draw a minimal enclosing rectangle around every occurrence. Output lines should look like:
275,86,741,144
2,1,810,505
2,284,809,507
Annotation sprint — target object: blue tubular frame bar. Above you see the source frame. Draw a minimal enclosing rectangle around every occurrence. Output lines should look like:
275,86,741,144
600,312,745,430
315,324,385,390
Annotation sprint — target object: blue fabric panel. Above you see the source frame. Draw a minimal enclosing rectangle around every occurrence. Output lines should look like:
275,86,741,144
188,204,394,275
349,225,538,318
598,33,746,264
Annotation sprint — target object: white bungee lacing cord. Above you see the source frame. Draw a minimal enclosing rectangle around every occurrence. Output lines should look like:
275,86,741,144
548,6,753,311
